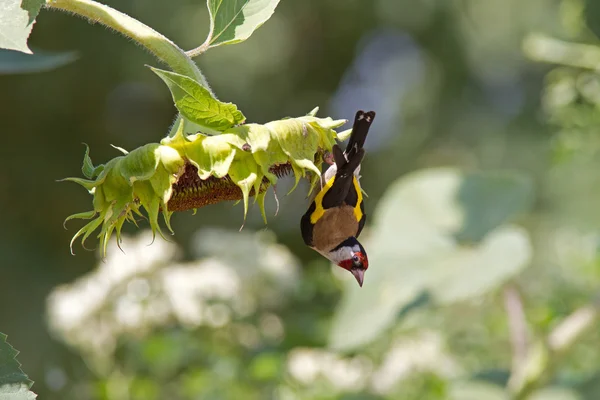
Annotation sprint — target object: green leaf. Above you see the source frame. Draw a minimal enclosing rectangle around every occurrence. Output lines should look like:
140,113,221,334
185,134,236,179
19,0,43,25
449,381,509,400
0,49,77,74
471,369,511,386
63,210,97,226
228,149,260,220
0,0,43,54
329,168,534,351
528,387,582,400
59,177,98,191
453,172,533,243
575,370,600,399
150,67,245,131
249,353,281,381
0,335,31,388
0,334,36,399
79,143,105,179
118,144,161,184
205,0,281,48
427,226,532,304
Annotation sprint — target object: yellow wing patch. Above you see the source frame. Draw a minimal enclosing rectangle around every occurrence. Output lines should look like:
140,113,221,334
309,176,364,224
353,177,363,221
310,176,335,224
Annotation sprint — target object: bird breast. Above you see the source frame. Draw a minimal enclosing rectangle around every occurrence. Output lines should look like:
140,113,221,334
311,205,359,252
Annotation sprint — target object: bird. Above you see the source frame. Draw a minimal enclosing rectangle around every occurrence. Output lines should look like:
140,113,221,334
300,110,375,287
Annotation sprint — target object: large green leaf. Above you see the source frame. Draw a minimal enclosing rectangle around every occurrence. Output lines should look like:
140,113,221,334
0,0,43,54
329,168,534,351
0,334,36,399
449,381,508,400
150,67,245,132
205,0,281,48
453,172,533,243
0,49,77,74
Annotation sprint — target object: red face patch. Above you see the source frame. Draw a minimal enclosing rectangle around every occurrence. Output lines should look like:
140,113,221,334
338,252,368,271
338,259,353,271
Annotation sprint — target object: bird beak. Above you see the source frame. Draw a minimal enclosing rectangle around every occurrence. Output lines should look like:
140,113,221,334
351,269,364,287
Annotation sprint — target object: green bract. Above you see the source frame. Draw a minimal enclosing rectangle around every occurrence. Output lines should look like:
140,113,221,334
150,67,246,132
64,108,347,255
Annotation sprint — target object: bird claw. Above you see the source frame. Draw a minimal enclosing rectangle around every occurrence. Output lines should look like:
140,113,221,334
323,151,334,165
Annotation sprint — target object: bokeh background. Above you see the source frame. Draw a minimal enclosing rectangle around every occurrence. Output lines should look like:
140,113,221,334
2,0,600,398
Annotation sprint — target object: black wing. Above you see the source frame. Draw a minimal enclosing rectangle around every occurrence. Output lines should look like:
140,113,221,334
320,109,375,208
342,110,374,237
345,110,376,155
321,145,364,209
321,110,374,208
300,201,316,246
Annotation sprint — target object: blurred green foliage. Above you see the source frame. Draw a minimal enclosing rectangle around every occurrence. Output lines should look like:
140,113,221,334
2,0,600,399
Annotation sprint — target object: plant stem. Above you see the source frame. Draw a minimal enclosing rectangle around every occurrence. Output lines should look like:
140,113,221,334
504,285,529,373
547,301,600,354
186,44,210,58
44,0,212,93
523,33,600,71
186,9,213,58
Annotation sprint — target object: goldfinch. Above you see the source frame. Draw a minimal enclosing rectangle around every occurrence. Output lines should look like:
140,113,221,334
300,110,375,287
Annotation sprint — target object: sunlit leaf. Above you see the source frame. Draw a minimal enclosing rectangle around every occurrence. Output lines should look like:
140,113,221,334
150,67,245,131
329,168,533,351
0,49,77,74
0,0,43,54
205,0,281,48
0,384,37,400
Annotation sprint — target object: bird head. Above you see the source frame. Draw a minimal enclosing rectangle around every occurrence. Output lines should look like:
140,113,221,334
326,237,369,287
